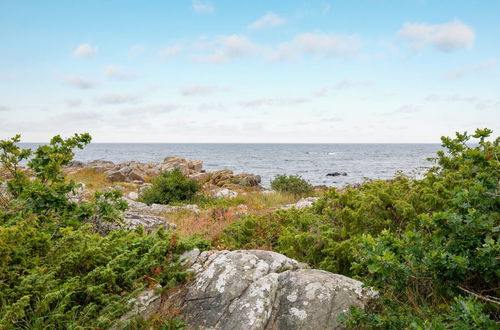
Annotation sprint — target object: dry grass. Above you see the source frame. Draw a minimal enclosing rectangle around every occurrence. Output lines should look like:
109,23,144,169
163,190,324,244
66,168,136,193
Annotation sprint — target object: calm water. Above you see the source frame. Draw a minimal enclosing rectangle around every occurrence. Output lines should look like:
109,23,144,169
21,143,442,187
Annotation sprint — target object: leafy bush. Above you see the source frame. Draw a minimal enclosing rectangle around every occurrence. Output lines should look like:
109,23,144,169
221,128,499,326
270,174,313,196
0,134,208,329
139,168,201,205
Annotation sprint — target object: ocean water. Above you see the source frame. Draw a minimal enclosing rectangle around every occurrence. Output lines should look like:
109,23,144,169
21,143,442,187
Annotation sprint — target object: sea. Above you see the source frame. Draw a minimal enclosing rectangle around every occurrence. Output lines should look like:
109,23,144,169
21,143,443,187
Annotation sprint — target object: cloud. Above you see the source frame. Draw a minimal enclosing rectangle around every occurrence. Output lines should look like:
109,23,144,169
129,44,147,56
96,93,141,105
445,59,496,79
0,105,11,112
395,105,419,113
397,20,475,52
66,99,82,107
120,104,181,116
238,97,311,108
273,33,360,61
179,85,226,96
66,76,97,89
312,87,328,97
159,45,183,59
193,32,359,63
334,78,372,89
105,65,137,80
73,43,98,58
193,35,256,63
448,95,477,103
191,0,214,14
249,12,286,30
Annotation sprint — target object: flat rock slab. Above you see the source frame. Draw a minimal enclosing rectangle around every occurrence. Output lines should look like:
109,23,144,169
161,249,377,330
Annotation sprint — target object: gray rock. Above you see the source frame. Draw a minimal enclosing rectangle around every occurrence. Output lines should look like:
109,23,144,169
214,188,238,199
281,197,320,210
112,284,162,329
161,250,377,330
106,170,127,182
87,212,175,235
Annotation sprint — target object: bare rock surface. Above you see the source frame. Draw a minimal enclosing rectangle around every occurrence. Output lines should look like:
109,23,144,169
88,212,176,235
124,198,200,215
161,249,377,330
281,197,320,210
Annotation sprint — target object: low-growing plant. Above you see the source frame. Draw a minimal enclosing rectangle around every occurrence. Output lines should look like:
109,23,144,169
270,174,313,196
0,134,209,329
220,128,499,326
139,168,201,205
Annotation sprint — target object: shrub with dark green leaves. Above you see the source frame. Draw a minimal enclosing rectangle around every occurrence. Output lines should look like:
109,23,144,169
270,174,313,196
0,134,208,329
221,128,499,326
139,168,201,205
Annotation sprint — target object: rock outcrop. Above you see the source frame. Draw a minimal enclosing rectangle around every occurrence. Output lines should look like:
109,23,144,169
281,197,320,210
67,157,205,183
157,249,377,330
87,211,176,235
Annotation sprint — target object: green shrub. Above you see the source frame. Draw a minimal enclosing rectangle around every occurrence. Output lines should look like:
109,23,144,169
270,174,313,196
139,168,201,205
0,134,209,329
221,128,499,325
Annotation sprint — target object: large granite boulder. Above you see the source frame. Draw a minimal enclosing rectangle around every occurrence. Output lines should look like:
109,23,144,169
158,249,377,330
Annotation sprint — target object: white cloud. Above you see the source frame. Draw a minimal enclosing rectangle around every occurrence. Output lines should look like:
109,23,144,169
395,105,419,113
73,43,98,58
0,105,11,112
273,33,360,61
193,35,256,63
96,93,140,105
66,76,97,89
179,85,225,96
238,97,311,108
334,78,372,89
120,104,181,116
249,12,286,30
192,0,214,14
159,45,183,59
397,20,475,52
66,99,82,107
105,65,137,80
193,33,359,63
445,59,496,79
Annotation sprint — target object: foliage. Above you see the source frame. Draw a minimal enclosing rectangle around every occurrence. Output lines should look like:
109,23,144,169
270,174,313,196
0,134,208,329
139,168,201,205
221,128,499,326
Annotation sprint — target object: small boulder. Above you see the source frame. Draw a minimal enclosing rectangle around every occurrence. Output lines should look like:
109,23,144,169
214,188,238,199
106,170,127,182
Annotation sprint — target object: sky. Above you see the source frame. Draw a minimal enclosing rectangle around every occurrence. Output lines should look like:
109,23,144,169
0,0,499,143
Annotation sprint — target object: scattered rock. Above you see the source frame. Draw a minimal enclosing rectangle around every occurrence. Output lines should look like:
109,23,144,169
161,249,377,330
124,198,200,216
127,191,139,200
87,212,176,235
214,188,238,199
113,284,163,329
281,197,320,210
106,170,127,182
326,172,347,177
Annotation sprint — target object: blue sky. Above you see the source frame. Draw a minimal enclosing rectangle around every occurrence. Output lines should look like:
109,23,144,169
0,0,499,142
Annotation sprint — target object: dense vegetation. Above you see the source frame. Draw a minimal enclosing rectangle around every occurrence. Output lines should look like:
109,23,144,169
270,174,313,196
0,134,206,329
221,128,499,328
139,168,201,205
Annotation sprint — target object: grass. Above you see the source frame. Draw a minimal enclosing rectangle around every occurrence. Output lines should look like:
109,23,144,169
66,168,137,193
